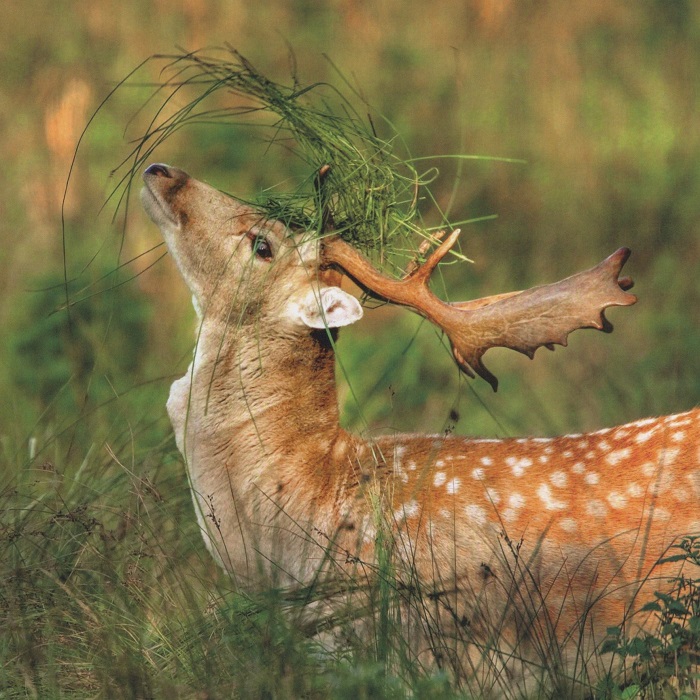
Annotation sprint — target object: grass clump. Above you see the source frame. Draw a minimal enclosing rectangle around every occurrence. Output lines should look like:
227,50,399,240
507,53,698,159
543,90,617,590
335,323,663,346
116,46,443,261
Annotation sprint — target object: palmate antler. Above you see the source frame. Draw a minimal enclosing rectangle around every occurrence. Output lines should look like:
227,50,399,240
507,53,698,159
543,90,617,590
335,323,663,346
322,232,637,391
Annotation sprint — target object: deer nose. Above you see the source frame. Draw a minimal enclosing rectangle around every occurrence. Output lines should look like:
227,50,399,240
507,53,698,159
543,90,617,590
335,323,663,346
144,163,173,178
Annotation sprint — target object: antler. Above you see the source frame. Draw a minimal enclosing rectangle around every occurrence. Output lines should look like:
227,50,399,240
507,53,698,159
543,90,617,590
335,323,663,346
322,234,637,391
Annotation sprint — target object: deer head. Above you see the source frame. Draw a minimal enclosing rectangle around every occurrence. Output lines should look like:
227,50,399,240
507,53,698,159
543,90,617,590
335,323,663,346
141,163,362,329
143,162,636,389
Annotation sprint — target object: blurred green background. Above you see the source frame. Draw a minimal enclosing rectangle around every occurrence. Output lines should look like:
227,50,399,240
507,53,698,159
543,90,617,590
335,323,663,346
2,2,700,696
2,0,699,471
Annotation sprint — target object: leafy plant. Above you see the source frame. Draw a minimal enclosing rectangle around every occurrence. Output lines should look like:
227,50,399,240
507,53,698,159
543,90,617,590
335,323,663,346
599,536,700,699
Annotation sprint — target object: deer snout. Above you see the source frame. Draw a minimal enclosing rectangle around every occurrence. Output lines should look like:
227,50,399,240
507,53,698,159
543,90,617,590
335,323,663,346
141,163,192,228
143,163,190,187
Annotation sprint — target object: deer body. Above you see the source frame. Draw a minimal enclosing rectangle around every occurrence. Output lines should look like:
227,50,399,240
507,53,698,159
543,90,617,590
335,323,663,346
142,163,699,692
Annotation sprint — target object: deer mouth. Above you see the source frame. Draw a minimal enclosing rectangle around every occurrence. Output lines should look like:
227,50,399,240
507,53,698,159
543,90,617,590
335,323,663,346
141,179,179,229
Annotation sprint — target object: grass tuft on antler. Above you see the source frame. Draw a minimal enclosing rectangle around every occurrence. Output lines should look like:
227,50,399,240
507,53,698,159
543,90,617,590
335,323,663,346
118,46,455,261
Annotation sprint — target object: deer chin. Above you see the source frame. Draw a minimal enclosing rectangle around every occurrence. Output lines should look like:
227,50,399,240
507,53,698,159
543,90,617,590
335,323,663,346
140,184,179,231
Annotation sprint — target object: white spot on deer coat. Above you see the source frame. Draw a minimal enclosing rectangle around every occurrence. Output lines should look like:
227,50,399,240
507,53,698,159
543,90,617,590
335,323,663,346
550,471,568,488
667,414,692,428
673,488,689,502
506,456,533,477
559,518,577,532
465,504,487,525
586,499,607,517
500,508,513,522
584,472,600,485
362,524,377,544
433,471,447,488
537,483,567,510
508,493,525,510
471,467,485,481
571,462,585,474
399,500,419,519
394,465,409,483
485,488,501,504
658,447,680,465
481,456,493,467
627,483,643,498
688,470,700,496
635,429,656,444
607,491,627,509
446,477,461,495
606,448,631,466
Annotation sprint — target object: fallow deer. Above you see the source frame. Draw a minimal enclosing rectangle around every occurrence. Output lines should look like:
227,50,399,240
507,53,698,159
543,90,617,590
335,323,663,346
141,163,699,695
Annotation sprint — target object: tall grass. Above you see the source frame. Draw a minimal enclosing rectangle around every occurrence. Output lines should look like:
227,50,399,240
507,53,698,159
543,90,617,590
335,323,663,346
0,413,474,698
5,414,697,698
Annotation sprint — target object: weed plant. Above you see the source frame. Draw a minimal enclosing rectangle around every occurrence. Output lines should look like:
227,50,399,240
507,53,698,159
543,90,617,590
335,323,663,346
598,537,700,700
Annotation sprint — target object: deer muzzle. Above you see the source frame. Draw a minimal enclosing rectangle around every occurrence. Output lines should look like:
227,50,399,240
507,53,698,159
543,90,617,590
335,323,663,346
141,163,191,228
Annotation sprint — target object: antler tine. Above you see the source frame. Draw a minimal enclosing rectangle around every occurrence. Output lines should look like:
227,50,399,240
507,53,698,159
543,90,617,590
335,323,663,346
408,229,462,283
403,230,448,277
315,164,335,234
322,236,637,391
313,164,343,287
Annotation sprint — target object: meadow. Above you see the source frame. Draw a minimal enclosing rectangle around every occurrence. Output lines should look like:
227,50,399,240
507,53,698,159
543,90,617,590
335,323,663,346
2,2,699,697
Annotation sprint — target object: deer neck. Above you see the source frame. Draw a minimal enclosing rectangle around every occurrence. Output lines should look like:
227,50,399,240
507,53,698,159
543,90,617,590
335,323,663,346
167,317,352,489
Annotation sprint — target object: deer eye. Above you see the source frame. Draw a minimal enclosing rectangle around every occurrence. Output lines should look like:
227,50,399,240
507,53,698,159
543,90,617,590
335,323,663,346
249,233,273,261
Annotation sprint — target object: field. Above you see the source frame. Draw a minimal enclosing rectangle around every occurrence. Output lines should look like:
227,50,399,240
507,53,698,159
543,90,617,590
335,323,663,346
2,2,699,697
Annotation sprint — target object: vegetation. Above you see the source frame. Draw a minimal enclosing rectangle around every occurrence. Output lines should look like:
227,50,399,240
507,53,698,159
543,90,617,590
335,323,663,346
2,1,699,697
116,48,436,257
599,537,700,700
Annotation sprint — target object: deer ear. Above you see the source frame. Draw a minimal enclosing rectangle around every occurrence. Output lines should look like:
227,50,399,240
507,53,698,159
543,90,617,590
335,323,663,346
288,286,363,329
